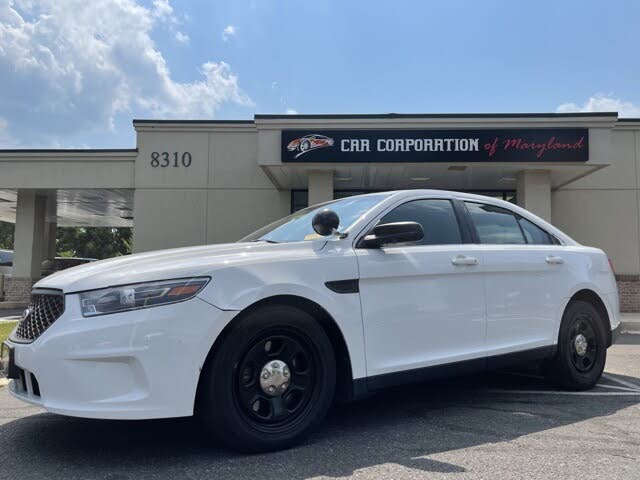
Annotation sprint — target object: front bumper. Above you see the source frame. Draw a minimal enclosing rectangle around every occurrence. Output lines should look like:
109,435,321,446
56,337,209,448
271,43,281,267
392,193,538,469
5,295,238,419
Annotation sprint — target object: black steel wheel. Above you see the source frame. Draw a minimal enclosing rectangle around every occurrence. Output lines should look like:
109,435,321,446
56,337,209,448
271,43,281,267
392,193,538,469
198,304,336,452
546,299,607,390
235,330,318,433
568,314,599,373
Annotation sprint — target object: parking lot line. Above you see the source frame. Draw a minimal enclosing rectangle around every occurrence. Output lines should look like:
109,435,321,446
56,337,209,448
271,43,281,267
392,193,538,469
594,384,640,392
490,369,640,396
488,389,640,396
601,373,640,391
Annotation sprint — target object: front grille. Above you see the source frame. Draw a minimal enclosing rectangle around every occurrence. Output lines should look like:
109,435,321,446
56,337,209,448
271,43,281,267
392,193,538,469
12,290,65,342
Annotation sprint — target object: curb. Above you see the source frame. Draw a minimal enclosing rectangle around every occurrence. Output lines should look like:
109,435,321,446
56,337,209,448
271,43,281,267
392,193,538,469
622,322,640,332
620,313,640,333
0,303,28,310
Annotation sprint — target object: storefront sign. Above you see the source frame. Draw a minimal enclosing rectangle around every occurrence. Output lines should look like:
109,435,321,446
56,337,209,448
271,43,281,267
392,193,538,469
281,128,588,163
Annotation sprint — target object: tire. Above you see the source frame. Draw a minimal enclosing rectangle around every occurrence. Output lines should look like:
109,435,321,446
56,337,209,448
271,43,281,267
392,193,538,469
546,300,607,390
300,139,311,152
199,304,336,452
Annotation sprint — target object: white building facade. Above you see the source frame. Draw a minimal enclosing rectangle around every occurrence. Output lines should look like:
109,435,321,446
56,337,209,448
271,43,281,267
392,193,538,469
1,112,639,310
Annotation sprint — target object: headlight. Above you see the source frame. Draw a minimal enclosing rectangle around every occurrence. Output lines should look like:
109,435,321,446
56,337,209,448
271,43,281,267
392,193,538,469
79,277,210,317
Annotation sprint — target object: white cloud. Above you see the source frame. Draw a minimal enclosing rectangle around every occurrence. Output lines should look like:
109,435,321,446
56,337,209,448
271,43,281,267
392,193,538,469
285,108,298,115
222,24,236,42
0,0,252,146
152,0,175,22
175,31,189,44
556,94,640,118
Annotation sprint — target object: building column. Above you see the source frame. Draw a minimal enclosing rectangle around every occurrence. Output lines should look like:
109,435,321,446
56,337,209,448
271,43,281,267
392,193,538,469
308,170,334,206
516,170,551,222
42,194,57,260
43,221,57,260
6,190,46,303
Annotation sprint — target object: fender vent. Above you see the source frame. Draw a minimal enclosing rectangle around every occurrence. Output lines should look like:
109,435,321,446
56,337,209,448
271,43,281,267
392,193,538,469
325,279,359,294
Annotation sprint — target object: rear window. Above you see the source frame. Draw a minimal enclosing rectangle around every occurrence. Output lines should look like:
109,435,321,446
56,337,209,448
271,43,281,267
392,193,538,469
518,217,553,245
465,202,525,245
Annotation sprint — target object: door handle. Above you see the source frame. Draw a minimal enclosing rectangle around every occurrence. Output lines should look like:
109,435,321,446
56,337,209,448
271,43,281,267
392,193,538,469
546,255,564,265
451,255,478,266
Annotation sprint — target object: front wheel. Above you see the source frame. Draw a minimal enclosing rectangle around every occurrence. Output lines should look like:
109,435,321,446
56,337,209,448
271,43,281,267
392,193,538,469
199,304,336,452
546,300,607,390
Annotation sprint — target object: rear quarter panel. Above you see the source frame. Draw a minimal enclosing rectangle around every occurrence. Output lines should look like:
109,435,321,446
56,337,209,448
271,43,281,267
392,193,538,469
552,246,619,342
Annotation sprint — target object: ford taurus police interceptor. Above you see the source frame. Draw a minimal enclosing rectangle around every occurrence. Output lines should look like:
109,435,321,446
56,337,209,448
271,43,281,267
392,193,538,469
0,190,621,452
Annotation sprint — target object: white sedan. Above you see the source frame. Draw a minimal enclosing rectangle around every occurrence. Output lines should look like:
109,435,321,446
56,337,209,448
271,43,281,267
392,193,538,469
0,190,621,451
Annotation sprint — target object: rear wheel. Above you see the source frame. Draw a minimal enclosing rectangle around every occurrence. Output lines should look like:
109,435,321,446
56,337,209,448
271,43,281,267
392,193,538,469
199,304,336,452
547,300,607,390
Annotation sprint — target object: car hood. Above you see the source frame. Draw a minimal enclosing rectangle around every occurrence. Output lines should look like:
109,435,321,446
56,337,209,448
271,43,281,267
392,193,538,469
34,241,326,293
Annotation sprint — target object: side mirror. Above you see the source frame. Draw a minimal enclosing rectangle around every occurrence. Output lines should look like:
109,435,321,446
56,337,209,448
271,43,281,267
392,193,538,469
312,209,340,236
360,221,424,248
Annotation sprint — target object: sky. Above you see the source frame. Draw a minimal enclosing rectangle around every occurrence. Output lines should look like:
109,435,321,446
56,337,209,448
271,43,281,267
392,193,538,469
0,0,639,148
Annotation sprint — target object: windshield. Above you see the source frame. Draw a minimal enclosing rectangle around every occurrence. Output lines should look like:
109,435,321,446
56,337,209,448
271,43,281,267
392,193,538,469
239,193,391,243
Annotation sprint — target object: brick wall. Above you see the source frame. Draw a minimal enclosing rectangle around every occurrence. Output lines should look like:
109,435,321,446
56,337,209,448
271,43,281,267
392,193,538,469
4,276,38,303
616,275,640,312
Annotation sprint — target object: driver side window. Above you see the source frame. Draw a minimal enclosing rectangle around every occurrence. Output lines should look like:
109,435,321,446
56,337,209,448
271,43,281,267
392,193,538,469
379,199,462,246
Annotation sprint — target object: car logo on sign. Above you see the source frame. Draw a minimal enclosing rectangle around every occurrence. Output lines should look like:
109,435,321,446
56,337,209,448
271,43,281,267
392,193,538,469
286,134,335,159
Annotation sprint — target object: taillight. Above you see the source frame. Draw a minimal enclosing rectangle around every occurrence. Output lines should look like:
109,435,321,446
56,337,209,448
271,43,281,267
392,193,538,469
608,257,616,275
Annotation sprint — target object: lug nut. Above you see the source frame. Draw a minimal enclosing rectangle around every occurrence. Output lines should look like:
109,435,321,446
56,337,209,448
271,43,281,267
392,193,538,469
268,386,276,393
281,383,288,390
283,367,289,376
262,372,270,379
272,362,279,369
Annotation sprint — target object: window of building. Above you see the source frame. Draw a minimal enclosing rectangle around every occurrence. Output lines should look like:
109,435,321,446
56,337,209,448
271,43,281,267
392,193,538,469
379,199,462,245
291,190,309,213
464,202,526,244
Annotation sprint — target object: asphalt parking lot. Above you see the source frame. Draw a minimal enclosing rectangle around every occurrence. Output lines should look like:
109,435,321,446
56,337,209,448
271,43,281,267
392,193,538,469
0,334,639,480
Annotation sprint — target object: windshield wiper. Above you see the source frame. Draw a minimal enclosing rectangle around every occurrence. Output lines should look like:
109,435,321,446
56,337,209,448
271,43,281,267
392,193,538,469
252,239,279,244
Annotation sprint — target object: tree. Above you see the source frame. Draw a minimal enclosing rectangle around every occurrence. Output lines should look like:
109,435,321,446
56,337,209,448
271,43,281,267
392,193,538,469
0,222,14,250
56,227,133,259
0,222,132,259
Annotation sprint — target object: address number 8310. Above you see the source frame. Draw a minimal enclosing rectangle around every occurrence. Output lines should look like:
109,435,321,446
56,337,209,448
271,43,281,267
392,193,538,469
150,151,192,168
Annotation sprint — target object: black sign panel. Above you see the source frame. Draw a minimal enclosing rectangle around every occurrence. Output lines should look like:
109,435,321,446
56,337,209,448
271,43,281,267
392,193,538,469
281,128,588,163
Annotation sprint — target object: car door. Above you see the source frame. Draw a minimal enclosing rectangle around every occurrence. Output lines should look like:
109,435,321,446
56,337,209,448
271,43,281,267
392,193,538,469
356,197,487,381
462,201,570,357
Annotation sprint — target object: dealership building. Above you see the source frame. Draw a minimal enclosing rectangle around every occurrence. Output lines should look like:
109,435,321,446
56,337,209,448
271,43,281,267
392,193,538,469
1,112,640,310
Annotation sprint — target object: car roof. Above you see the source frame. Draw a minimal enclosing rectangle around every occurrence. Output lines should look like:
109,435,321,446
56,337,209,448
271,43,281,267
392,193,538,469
385,189,516,208
344,189,577,246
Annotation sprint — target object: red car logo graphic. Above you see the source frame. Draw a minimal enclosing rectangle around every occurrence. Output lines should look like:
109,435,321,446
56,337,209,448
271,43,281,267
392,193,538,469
287,134,335,158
